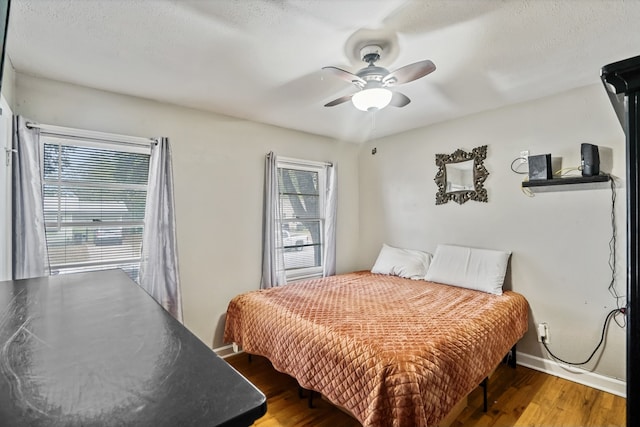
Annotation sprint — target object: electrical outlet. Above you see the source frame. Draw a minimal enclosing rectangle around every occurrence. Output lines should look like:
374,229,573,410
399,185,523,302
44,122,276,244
537,322,549,343
520,150,529,164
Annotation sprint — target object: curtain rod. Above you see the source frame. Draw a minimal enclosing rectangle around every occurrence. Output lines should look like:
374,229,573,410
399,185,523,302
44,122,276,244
276,155,333,168
26,122,156,148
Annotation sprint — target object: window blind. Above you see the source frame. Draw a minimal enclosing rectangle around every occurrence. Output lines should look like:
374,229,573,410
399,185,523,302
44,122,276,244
42,136,150,281
277,165,325,279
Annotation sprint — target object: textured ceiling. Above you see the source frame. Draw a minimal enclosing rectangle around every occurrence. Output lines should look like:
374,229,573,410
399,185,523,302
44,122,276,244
6,0,640,143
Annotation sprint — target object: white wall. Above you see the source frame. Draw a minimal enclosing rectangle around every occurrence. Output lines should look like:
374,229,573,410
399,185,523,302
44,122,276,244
2,55,15,108
13,73,361,347
357,84,627,384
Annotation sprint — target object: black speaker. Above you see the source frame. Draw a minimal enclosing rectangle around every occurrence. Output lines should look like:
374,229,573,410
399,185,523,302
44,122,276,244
528,154,552,180
581,143,600,177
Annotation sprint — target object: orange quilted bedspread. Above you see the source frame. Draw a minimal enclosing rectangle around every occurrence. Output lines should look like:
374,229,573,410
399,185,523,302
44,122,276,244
224,271,529,427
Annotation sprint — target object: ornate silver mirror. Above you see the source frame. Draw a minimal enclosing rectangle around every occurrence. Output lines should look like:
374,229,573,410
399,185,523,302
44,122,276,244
434,145,489,205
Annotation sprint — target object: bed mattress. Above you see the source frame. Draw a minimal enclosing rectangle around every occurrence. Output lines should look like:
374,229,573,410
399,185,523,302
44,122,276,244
224,271,529,427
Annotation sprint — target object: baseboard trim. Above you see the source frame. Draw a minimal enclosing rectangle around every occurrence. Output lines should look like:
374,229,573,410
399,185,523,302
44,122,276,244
517,352,626,398
213,344,243,359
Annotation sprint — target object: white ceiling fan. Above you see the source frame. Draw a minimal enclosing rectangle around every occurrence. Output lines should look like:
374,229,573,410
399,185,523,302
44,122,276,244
323,44,436,111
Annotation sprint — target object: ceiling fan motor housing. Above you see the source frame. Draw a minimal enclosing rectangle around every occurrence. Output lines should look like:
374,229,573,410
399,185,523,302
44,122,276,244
360,45,383,64
356,45,393,88
357,66,389,86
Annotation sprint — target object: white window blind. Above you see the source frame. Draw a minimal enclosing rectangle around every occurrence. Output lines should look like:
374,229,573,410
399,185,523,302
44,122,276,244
41,136,150,281
277,160,326,280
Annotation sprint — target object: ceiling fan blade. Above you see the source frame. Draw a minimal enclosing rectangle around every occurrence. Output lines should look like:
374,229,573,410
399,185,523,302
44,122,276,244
383,60,436,86
322,66,366,86
324,93,354,107
389,91,411,108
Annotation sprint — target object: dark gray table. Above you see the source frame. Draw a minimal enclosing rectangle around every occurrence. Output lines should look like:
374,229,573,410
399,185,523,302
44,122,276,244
0,269,266,426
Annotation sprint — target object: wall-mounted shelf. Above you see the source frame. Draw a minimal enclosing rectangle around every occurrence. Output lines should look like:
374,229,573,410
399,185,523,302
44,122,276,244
522,174,611,192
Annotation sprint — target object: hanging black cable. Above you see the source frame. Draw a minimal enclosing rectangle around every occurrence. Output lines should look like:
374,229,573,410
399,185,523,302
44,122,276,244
542,308,624,366
542,180,625,365
510,157,528,174
607,179,627,328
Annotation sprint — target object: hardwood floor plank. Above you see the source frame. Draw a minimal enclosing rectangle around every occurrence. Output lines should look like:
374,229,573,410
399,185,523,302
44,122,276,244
227,354,360,427
513,401,547,427
225,354,625,426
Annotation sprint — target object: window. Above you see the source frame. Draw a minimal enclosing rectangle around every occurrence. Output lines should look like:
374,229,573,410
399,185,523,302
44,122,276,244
277,159,326,281
41,136,150,281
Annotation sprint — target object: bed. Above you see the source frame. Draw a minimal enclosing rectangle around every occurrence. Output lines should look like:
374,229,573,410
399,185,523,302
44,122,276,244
224,270,529,427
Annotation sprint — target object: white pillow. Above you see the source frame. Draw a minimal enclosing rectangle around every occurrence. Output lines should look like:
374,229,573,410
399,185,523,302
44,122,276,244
371,244,432,280
425,244,511,295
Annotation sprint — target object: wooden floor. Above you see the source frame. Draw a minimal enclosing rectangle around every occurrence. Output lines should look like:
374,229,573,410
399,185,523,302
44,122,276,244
225,354,626,427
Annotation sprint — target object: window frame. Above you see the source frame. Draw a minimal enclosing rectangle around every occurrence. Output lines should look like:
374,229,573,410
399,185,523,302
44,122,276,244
39,134,151,279
276,158,327,282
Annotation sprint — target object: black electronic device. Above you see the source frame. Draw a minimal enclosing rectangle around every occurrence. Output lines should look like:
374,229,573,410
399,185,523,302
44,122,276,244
528,153,552,180
581,143,600,177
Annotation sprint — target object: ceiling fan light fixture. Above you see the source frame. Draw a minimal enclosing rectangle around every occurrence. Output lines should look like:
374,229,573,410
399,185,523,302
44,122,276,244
351,87,392,111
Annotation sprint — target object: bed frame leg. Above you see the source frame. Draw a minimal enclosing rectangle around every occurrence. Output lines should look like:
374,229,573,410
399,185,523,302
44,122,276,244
509,344,517,368
298,386,315,408
480,344,516,413
502,345,517,368
308,390,315,408
512,345,517,368
480,377,488,412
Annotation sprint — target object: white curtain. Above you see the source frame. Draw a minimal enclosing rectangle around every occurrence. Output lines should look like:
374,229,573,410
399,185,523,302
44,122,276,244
139,137,183,322
260,151,286,288
322,163,337,277
12,116,50,279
